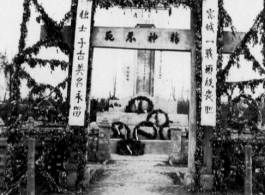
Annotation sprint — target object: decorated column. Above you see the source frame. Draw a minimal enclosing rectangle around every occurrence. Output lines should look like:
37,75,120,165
199,0,218,190
201,0,218,126
69,0,93,126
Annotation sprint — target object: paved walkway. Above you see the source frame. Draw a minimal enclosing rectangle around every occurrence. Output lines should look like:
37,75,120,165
85,154,193,195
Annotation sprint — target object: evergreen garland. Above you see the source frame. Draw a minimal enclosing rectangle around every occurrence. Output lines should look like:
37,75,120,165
262,0,265,69
192,0,204,190
95,0,193,10
213,0,228,191
19,0,31,53
85,0,97,125
24,58,69,71
3,0,89,193
213,0,265,192
221,9,265,80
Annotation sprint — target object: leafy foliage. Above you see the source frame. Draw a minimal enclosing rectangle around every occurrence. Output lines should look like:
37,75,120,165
213,0,265,193
2,0,89,193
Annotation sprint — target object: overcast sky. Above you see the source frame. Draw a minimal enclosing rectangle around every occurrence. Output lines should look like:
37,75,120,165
0,0,264,100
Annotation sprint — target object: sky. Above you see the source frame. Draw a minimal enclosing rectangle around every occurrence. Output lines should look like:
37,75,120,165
0,0,264,101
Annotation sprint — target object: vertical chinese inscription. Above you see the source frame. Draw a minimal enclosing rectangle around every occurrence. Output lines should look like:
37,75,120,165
143,50,147,90
126,66,130,81
69,0,93,126
159,51,162,79
136,50,151,95
201,0,218,126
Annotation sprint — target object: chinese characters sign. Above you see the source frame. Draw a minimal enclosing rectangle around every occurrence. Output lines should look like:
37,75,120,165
201,0,218,126
136,50,152,95
69,0,93,126
91,27,188,51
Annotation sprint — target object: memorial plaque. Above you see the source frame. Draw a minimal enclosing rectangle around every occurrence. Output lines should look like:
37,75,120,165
136,50,152,95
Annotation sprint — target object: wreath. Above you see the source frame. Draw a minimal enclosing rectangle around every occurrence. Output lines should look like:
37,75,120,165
111,122,131,139
158,127,172,140
133,121,158,140
125,96,154,114
167,128,171,140
146,109,171,140
117,139,145,156
228,94,261,134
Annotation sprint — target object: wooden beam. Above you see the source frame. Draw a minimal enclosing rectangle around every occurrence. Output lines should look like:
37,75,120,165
203,126,213,174
41,26,245,53
188,9,196,174
150,50,155,96
41,26,192,51
91,27,192,51
66,0,77,123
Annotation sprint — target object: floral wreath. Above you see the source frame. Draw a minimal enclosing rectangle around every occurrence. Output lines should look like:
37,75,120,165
133,121,158,140
117,139,145,156
229,94,261,134
146,109,171,140
125,96,154,114
111,122,131,139
114,122,145,156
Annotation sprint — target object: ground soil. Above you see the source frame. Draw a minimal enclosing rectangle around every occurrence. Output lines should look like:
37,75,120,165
85,158,189,195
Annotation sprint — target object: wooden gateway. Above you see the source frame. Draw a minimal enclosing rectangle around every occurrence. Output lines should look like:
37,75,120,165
40,0,246,189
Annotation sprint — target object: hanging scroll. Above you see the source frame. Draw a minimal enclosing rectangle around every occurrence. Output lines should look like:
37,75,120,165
69,0,93,126
201,0,218,126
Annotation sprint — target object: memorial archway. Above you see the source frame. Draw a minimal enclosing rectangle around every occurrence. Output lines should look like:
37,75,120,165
85,6,193,162
40,0,245,187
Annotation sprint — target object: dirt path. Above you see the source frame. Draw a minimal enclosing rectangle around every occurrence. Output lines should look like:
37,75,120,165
86,155,190,195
